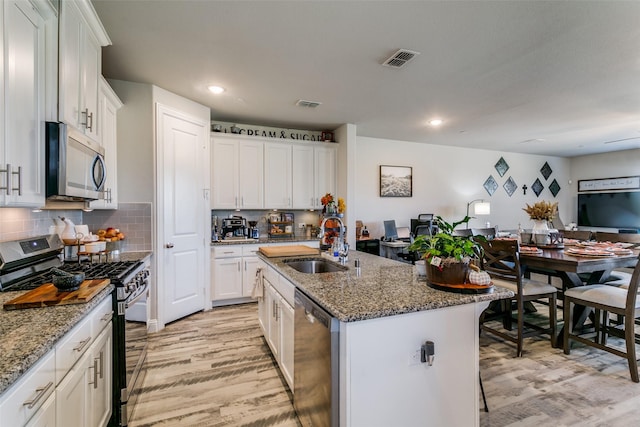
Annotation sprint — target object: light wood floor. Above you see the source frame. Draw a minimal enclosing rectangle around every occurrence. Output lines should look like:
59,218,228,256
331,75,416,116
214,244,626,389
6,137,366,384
130,302,640,427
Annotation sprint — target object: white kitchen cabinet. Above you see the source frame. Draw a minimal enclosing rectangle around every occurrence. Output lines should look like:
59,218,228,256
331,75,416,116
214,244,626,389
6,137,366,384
264,141,292,209
89,324,112,427
90,77,122,209
0,0,55,207
211,135,263,209
0,351,55,427
212,244,261,302
279,292,295,389
292,143,337,209
58,0,110,143
55,348,90,427
265,280,281,361
242,255,260,297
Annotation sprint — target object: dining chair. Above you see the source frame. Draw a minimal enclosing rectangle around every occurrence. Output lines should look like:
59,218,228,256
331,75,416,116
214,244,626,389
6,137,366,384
563,255,640,382
452,228,473,237
476,238,558,357
560,230,592,241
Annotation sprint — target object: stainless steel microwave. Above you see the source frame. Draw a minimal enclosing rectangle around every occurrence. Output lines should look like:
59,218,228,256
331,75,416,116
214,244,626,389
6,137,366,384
45,122,106,201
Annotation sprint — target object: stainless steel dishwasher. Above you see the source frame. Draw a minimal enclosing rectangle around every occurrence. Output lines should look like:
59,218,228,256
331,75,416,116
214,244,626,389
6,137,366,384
294,289,340,427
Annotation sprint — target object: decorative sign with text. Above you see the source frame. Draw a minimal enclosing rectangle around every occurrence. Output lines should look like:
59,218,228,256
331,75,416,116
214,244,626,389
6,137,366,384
578,176,640,192
210,121,334,142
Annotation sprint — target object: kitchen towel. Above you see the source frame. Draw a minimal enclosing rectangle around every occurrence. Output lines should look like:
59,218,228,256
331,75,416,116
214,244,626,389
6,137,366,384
251,267,264,299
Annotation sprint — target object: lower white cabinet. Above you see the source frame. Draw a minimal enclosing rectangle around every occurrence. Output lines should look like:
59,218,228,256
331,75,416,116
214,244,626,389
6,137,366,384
257,261,295,390
0,295,113,427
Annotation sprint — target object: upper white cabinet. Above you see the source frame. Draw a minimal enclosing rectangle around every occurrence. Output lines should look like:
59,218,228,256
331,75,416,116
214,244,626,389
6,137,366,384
59,0,110,143
90,77,122,209
264,141,292,209
211,135,264,209
0,0,55,207
292,143,337,209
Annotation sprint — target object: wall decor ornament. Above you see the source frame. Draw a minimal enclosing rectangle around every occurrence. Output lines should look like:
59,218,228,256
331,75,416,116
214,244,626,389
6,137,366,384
483,175,498,196
380,165,412,197
503,176,518,197
549,179,561,197
494,157,509,177
540,162,553,180
532,178,544,197
578,176,640,192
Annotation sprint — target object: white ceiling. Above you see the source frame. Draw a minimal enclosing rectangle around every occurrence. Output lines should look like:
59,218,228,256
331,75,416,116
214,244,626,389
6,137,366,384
92,0,640,158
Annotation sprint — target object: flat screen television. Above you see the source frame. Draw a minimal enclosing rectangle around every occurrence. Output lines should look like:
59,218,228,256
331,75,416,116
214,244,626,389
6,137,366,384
577,191,640,231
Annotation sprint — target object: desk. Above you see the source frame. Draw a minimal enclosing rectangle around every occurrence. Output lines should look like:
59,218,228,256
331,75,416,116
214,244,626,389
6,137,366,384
379,240,410,262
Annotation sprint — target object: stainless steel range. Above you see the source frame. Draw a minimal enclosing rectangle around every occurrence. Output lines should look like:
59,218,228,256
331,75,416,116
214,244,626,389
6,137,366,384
0,234,150,427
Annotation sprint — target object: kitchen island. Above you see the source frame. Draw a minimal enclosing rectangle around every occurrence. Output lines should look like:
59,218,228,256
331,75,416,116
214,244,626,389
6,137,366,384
259,249,513,427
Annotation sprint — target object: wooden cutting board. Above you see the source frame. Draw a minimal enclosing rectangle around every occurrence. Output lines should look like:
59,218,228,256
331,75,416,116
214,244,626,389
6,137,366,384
3,279,111,311
258,245,320,258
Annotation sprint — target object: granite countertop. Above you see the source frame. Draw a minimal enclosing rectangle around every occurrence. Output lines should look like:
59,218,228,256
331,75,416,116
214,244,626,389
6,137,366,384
212,236,320,246
0,285,114,395
0,250,152,396
260,250,514,322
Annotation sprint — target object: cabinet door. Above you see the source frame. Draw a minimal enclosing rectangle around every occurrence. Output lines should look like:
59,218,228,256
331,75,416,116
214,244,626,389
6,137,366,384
280,299,295,390
212,257,243,300
292,144,315,209
81,30,100,142
91,79,121,209
211,138,239,209
314,145,337,209
264,142,292,209
238,139,264,209
90,324,112,427
59,0,83,130
242,256,260,297
56,350,90,427
1,0,46,207
265,282,280,359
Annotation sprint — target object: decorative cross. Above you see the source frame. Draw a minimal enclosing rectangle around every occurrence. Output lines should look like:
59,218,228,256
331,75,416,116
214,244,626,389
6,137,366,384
522,184,528,195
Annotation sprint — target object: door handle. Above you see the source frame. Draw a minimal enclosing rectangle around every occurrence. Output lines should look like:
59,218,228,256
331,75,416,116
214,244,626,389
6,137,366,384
165,243,175,248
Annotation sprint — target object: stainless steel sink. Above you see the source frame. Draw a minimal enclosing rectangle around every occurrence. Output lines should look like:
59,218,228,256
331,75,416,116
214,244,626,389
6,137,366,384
283,258,347,274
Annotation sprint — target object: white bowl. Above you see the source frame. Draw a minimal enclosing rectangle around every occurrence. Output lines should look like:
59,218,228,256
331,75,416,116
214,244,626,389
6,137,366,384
85,241,106,253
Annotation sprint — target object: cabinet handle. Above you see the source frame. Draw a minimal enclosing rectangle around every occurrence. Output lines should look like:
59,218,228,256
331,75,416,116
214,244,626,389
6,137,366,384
81,108,89,128
87,111,94,131
98,349,104,379
238,261,241,272
275,303,280,321
89,357,99,389
235,196,238,207
73,336,92,353
101,311,113,322
0,164,10,195
11,166,21,195
244,260,247,271
272,300,276,318
22,382,53,409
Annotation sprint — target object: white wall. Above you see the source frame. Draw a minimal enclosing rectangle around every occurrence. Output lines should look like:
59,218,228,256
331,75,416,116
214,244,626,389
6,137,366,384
353,136,572,238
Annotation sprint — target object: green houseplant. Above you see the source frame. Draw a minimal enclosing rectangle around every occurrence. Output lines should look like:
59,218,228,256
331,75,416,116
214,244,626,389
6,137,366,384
409,216,480,284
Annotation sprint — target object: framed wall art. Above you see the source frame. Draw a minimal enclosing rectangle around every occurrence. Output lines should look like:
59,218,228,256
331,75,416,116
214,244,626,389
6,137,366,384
578,176,640,192
380,165,412,197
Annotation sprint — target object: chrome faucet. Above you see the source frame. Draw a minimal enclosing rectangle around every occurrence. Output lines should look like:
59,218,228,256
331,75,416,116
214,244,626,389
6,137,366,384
319,215,346,254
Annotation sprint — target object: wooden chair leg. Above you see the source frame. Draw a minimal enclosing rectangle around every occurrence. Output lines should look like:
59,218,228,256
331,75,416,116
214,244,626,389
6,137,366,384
549,293,557,348
624,314,639,383
563,299,572,355
601,310,609,345
517,298,524,357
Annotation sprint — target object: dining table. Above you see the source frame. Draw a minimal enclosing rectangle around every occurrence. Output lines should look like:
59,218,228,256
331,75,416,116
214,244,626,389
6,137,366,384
519,244,639,347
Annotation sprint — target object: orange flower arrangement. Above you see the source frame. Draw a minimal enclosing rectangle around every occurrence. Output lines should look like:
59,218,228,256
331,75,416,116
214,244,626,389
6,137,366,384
320,193,334,206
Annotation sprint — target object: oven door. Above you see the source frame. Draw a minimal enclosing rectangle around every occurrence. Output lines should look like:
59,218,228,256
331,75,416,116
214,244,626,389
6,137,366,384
123,279,149,424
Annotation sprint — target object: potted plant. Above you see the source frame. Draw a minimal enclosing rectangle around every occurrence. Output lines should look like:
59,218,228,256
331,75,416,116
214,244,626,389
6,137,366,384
413,215,480,284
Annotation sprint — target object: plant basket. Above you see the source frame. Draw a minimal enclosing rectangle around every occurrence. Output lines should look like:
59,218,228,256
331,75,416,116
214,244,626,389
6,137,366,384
426,258,471,285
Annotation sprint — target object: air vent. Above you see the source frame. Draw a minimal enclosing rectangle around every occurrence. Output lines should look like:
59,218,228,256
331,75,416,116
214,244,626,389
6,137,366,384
296,99,322,108
382,49,420,68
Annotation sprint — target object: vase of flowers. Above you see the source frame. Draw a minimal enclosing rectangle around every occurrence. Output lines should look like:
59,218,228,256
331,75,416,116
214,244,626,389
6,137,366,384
321,193,335,215
523,201,558,245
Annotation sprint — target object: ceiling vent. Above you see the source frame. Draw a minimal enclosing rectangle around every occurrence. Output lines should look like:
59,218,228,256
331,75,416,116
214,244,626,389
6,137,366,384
382,49,420,68
296,99,322,108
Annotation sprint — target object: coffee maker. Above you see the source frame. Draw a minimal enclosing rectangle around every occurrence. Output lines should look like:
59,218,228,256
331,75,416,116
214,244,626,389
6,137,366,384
221,216,247,239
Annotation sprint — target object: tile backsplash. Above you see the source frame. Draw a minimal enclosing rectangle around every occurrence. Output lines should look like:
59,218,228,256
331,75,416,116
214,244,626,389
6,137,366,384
0,203,152,251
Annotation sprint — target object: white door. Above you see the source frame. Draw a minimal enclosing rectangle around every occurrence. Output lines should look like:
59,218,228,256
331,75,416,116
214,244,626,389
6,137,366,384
157,104,208,324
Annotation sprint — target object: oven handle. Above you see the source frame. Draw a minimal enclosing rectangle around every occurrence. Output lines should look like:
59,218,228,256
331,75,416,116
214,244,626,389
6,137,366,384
125,280,149,309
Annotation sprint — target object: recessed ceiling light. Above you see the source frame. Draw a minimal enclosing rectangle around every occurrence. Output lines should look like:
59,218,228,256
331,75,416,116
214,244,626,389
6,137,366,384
428,119,443,127
208,85,225,94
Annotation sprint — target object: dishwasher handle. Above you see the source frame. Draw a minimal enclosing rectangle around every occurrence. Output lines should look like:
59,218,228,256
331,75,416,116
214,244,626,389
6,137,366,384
295,290,331,329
